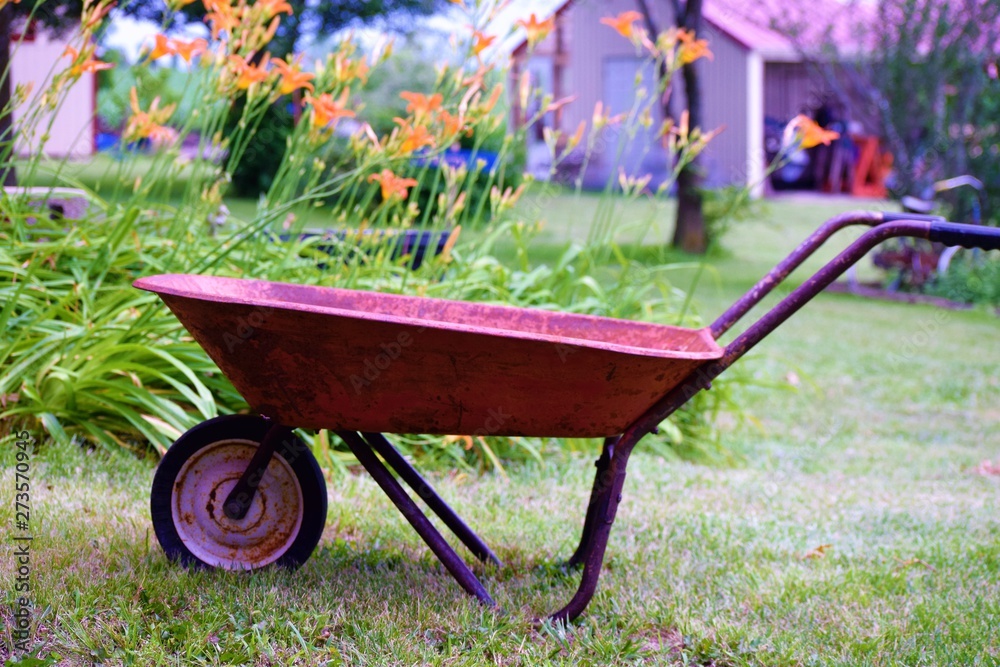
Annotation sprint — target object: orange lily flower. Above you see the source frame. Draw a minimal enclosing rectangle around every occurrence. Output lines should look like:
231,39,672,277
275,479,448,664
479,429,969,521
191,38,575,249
304,89,355,128
63,45,114,77
146,124,179,145
515,13,555,49
173,38,209,62
437,109,463,138
481,83,503,114
270,57,315,95
394,117,436,154
677,29,713,64
205,1,239,39
333,54,370,85
600,11,643,39
472,30,496,56
787,115,840,149
257,0,292,18
124,87,176,143
229,54,270,89
149,35,208,62
149,34,174,60
368,169,419,201
80,0,114,32
567,120,586,150
400,91,443,118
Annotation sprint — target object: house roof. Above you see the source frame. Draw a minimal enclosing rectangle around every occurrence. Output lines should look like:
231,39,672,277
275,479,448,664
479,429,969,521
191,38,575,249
504,0,871,61
705,0,871,60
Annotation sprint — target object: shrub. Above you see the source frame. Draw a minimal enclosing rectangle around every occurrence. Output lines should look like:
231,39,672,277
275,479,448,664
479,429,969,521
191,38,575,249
927,253,1000,306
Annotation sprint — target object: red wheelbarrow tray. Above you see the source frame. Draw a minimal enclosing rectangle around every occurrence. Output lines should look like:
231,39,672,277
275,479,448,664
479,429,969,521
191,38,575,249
134,211,1000,623
133,273,723,438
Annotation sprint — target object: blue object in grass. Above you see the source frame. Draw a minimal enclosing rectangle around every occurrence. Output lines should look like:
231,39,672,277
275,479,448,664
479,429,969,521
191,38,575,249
412,147,499,173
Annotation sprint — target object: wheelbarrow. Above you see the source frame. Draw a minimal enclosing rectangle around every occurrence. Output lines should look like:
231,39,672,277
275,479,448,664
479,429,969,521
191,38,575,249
133,212,1000,623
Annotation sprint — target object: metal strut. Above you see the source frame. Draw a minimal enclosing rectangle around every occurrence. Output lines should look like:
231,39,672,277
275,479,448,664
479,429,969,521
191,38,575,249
566,436,617,569
361,432,502,567
550,428,645,624
337,430,497,607
223,421,292,520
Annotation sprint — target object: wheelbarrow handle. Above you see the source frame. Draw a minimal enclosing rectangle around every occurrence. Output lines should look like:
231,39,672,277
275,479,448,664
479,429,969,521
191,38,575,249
632,218,942,439
929,221,1000,251
710,212,997,339
711,210,890,338
880,211,946,223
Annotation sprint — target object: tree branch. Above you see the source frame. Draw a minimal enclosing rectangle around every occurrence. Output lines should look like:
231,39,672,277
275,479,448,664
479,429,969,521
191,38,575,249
634,0,660,37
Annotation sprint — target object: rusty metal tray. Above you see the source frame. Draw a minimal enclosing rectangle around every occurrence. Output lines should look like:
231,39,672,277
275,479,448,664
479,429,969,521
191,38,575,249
134,274,723,438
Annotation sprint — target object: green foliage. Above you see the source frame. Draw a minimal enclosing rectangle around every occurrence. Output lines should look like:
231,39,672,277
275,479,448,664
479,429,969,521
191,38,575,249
968,80,1000,226
97,53,198,131
355,41,440,138
834,0,1000,213
927,252,1000,306
701,184,763,254
227,96,295,197
0,186,735,472
3,2,735,475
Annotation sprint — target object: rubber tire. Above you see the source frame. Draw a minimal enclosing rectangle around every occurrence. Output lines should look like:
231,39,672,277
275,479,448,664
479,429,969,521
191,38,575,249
150,415,327,570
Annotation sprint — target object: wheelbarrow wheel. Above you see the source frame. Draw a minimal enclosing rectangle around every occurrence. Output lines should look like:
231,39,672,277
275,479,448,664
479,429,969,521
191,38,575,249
150,415,327,570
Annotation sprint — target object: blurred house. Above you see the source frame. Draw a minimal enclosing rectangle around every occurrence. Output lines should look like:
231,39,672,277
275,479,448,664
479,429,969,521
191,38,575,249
10,21,97,159
507,0,879,196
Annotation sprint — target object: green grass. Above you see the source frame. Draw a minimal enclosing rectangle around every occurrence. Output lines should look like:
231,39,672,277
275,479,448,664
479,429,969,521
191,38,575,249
15,155,329,229
2,195,999,665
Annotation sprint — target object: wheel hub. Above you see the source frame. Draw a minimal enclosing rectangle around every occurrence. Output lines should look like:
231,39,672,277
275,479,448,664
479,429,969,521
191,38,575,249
171,439,304,569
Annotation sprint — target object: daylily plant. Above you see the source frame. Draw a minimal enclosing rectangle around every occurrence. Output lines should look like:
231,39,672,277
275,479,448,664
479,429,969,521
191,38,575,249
1,0,723,462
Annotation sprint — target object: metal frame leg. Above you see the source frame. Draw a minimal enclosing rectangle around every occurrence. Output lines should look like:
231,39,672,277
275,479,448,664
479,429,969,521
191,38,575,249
337,430,497,607
223,421,292,520
362,432,502,566
549,429,643,624
566,436,617,568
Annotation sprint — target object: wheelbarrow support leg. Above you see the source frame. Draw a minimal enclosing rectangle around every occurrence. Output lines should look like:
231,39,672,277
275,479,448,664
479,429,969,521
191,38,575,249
550,429,644,624
362,432,502,567
223,420,293,521
566,437,617,569
337,430,497,608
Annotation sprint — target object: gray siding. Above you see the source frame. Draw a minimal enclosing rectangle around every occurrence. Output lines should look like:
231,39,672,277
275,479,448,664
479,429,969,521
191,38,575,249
764,62,825,121
764,61,879,133
696,23,751,187
556,0,752,189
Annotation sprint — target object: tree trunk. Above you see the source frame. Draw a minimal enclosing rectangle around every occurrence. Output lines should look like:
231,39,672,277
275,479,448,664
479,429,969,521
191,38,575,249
673,162,706,253
671,0,707,253
0,4,17,187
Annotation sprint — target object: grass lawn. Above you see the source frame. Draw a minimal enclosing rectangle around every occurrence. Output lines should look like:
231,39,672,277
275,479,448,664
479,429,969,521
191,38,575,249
14,155,325,227
2,193,999,665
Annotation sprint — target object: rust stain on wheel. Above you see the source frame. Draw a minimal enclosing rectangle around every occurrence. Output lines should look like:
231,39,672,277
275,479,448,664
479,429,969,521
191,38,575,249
171,439,303,569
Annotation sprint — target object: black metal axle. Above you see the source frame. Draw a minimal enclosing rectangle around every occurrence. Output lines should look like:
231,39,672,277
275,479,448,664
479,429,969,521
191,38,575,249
223,421,291,521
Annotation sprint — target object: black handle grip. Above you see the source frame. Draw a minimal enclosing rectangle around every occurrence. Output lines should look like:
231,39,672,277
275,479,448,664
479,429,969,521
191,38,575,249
881,211,946,223
928,221,1000,251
